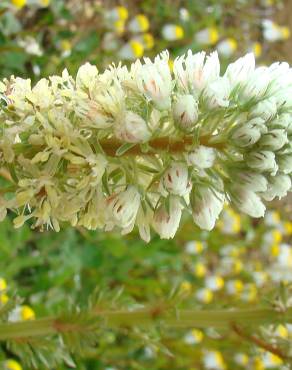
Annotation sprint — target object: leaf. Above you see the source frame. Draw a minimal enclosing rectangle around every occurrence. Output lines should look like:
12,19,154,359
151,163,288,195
115,143,136,156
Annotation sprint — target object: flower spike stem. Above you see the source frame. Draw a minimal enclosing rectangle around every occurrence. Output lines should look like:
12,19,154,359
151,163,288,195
0,306,292,340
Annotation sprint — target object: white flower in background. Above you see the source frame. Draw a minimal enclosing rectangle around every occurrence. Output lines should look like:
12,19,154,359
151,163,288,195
152,196,183,239
161,162,190,197
161,24,184,41
203,351,226,370
101,32,120,52
184,329,203,344
172,94,199,131
231,118,266,147
18,36,43,56
115,111,151,143
230,186,266,217
262,352,283,368
118,40,144,60
104,6,128,23
225,279,243,295
187,146,216,169
261,174,291,201
136,51,172,109
191,186,225,230
205,275,224,291
216,38,237,58
195,288,213,304
249,97,277,121
8,305,35,322
224,53,255,89
179,8,190,22
234,353,249,367
185,240,205,254
246,150,278,173
195,27,219,45
76,63,98,91
132,33,154,50
106,186,141,230
259,129,288,151
128,14,150,33
173,50,220,94
262,19,290,42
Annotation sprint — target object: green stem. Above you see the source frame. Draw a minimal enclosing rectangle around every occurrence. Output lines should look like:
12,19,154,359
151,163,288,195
0,307,291,340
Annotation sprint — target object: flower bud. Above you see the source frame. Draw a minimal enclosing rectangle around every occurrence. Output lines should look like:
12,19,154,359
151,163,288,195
115,111,151,143
106,186,141,229
277,154,292,174
259,129,288,151
203,76,230,108
230,186,265,217
246,150,278,173
76,62,98,91
172,94,198,131
232,118,265,147
261,174,291,201
187,145,216,168
249,97,277,121
161,162,190,196
152,196,182,239
237,171,268,192
191,186,225,230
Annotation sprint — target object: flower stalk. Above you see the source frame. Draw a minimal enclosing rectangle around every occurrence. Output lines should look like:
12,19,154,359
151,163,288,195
0,306,292,341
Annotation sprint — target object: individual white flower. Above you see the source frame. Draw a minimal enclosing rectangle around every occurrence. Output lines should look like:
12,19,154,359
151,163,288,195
161,162,190,196
261,174,291,201
195,288,213,304
224,53,255,90
132,33,154,51
259,129,288,151
172,94,199,131
8,305,35,322
106,186,141,230
205,275,224,291
203,351,226,370
179,8,190,22
128,14,150,33
18,36,43,56
191,186,225,230
184,329,203,344
118,40,144,60
152,196,183,239
136,51,172,110
246,150,278,173
26,78,54,109
187,145,216,169
104,6,128,22
194,27,219,45
231,118,266,147
203,76,230,108
76,62,98,91
241,66,271,100
236,171,268,192
249,97,277,121
173,50,220,94
115,111,151,143
161,24,184,41
102,32,120,52
230,186,265,217
262,19,290,42
216,38,237,58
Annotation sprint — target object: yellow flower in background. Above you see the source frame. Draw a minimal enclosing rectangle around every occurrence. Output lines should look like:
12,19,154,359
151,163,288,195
193,262,207,278
39,0,50,7
234,353,249,366
275,324,288,338
11,0,26,8
4,360,23,370
162,24,184,41
0,293,9,305
263,20,291,42
232,259,243,274
216,38,238,57
128,14,150,33
168,58,174,72
195,27,219,45
284,221,292,235
113,19,126,35
203,350,226,370
241,283,257,302
226,279,244,295
205,275,224,291
180,280,192,294
253,357,265,370
116,6,128,21
0,277,7,292
185,240,205,254
249,42,262,58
